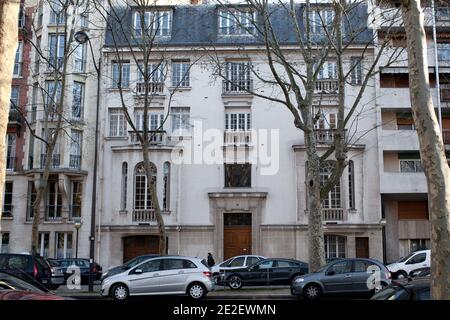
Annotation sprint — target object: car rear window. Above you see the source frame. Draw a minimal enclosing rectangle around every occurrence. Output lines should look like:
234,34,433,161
0,255,30,271
183,260,197,269
246,257,260,266
229,257,245,267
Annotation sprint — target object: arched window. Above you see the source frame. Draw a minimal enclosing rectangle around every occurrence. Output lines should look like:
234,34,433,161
163,162,170,211
121,162,128,210
348,160,355,210
134,162,156,211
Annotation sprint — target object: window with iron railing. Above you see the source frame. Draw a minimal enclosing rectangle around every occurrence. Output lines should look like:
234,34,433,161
13,41,23,77
136,62,165,94
26,181,37,220
320,161,341,209
6,134,16,171
10,86,19,109
48,34,65,70
70,181,82,219
69,130,82,169
46,180,62,220
73,43,86,73
72,82,84,120
45,81,62,120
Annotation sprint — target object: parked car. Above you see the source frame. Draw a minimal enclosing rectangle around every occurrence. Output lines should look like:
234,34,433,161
46,259,65,289
211,255,266,281
54,258,102,284
101,256,214,300
101,254,159,281
224,258,308,289
291,258,391,300
0,253,56,289
409,267,430,278
371,277,430,300
387,249,430,279
0,271,67,300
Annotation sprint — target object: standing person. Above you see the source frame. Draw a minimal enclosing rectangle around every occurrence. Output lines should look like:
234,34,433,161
207,253,215,267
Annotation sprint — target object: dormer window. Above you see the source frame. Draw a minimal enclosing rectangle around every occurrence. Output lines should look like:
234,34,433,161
218,9,255,35
308,8,335,35
133,10,172,37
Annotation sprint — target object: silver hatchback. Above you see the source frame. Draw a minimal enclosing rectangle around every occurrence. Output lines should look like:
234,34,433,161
101,256,215,300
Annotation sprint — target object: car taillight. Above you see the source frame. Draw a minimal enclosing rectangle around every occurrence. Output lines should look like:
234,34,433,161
33,264,38,278
387,271,392,279
203,271,212,278
93,266,98,273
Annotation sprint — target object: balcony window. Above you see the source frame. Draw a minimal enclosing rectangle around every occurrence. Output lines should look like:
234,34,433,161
26,181,37,220
350,56,362,85
13,41,23,77
314,62,338,93
70,181,82,219
46,180,62,220
72,82,84,120
400,159,423,172
69,130,82,169
49,0,66,25
133,10,171,37
437,43,450,61
111,61,130,88
224,163,251,188
45,81,62,120
121,162,128,211
133,162,156,222
55,232,73,259
0,233,9,253
320,161,341,209
225,112,251,131
10,86,19,109
308,9,335,35
172,61,190,87
48,34,65,70
218,9,255,35
348,160,355,210
28,130,35,169
223,62,252,93
136,62,165,94
6,134,16,171
73,43,85,72
163,162,170,211
2,182,13,218
109,109,127,137
324,235,346,260
170,107,190,135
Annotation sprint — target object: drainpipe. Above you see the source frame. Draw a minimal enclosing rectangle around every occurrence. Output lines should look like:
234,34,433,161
432,0,443,131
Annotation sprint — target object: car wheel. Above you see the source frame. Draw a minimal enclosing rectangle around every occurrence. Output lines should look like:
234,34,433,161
228,275,243,290
111,283,129,300
303,283,322,300
396,271,408,279
187,282,206,299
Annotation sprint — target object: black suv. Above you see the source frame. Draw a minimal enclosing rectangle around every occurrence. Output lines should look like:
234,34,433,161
0,253,53,289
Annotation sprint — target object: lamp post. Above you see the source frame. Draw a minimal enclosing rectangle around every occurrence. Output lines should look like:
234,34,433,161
74,218,83,259
74,30,101,292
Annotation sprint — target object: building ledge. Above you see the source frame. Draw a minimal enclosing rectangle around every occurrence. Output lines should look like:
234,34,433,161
208,189,268,198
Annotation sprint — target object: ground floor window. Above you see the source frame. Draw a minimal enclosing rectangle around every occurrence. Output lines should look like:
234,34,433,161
324,235,346,260
55,232,73,259
39,232,50,258
2,181,13,217
399,238,430,257
0,233,9,253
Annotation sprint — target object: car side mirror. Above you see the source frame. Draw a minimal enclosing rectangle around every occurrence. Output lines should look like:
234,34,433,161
326,270,335,276
133,268,143,274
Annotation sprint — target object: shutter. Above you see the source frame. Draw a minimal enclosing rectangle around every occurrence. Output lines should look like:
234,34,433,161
398,201,428,220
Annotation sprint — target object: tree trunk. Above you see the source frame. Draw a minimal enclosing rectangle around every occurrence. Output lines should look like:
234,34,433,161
0,0,20,219
305,130,326,272
401,0,450,300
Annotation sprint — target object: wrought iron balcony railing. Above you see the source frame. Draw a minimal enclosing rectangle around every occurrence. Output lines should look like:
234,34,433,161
222,79,253,94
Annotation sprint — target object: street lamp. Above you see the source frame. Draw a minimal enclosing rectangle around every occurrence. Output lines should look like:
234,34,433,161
74,218,83,259
74,30,101,292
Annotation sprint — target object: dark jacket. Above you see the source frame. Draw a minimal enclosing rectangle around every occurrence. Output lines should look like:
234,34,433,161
207,254,215,267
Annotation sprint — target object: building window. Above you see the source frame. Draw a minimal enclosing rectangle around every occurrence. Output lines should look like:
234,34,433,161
320,161,341,208
41,129,61,168
316,61,337,80
37,1,43,27
2,182,13,218
28,130,35,169
224,163,251,188
69,130,82,169
109,109,127,137
324,235,346,259
399,155,423,173
410,239,430,252
10,86,20,108
55,232,73,259
224,62,252,92
72,82,84,119
121,162,128,211
348,160,355,210
6,133,16,171
138,62,165,83
45,81,62,120
308,8,335,35
350,57,362,85
48,34,65,69
133,10,172,37
13,41,23,77
0,233,10,253
397,116,415,130
171,61,190,87
225,113,251,131
163,162,170,211
171,107,190,135
437,43,450,61
46,180,62,220
70,181,82,219
111,61,130,88
39,232,50,257
49,0,65,25
27,181,37,220
218,9,255,35
134,162,156,211
73,43,85,72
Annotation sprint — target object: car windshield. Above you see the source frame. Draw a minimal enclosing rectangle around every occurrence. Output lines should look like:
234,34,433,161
397,253,415,263
0,272,45,293
124,257,148,268
371,286,408,300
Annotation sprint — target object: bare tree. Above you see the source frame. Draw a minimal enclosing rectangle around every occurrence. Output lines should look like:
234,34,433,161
93,0,197,255
0,0,20,219
209,0,402,271
396,0,450,300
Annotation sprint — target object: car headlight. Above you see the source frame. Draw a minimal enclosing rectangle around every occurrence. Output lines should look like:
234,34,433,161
294,278,305,283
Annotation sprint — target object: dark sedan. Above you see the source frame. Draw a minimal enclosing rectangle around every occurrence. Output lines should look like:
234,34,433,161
101,254,159,280
54,258,102,284
371,277,430,300
224,258,308,289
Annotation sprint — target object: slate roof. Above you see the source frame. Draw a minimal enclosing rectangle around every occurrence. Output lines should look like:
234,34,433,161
104,3,373,48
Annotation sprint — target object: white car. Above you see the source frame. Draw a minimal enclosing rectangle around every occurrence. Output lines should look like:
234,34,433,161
387,249,430,279
211,255,266,280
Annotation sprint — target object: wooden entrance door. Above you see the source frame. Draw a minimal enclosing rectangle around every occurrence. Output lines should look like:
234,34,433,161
355,237,369,258
123,235,159,263
223,213,252,259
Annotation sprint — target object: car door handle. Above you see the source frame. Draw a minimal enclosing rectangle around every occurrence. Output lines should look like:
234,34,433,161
344,274,352,278
178,271,185,274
